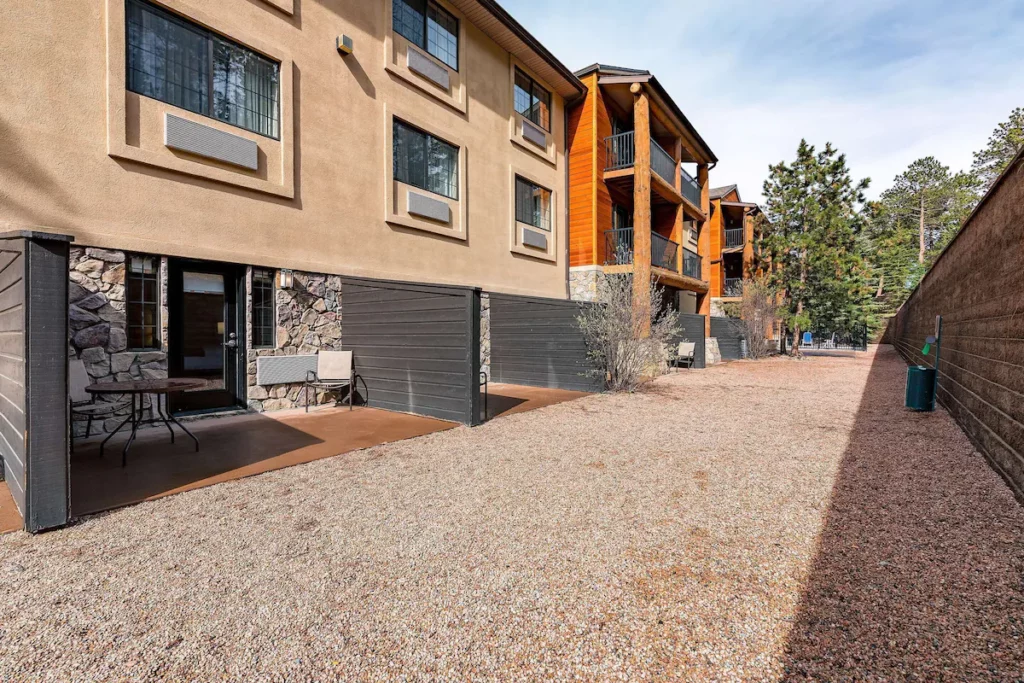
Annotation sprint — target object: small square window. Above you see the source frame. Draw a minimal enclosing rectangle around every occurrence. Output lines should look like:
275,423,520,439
514,68,551,131
393,119,459,200
393,0,459,70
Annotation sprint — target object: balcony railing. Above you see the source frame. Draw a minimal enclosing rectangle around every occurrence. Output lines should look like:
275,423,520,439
604,227,634,266
724,227,744,248
605,131,635,171
680,166,702,207
723,277,743,297
652,233,679,272
650,139,676,186
683,248,701,280
604,132,681,188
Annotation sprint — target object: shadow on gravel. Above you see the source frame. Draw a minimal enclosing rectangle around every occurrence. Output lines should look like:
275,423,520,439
780,346,1024,680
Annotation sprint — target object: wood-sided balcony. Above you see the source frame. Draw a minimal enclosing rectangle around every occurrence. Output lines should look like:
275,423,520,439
603,228,708,293
604,131,706,220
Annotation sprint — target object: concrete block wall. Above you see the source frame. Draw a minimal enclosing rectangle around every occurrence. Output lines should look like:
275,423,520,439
886,153,1024,503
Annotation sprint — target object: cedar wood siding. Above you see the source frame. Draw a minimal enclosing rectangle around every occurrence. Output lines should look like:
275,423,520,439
709,187,740,297
568,73,596,267
568,73,616,267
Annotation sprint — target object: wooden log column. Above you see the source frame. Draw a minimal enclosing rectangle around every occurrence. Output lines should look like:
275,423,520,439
697,163,712,336
631,83,652,336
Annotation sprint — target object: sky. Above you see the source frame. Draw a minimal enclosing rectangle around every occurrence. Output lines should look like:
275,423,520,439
502,0,1024,203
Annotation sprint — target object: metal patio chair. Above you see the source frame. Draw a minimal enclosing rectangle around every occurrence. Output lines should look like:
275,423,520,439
304,350,356,412
674,341,696,369
69,358,129,451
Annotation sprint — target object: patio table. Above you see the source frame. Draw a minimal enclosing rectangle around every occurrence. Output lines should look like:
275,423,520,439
86,378,205,467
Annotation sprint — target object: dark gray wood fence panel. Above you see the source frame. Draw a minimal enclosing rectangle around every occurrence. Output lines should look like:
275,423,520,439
488,294,602,393
0,231,71,532
341,277,480,426
676,314,706,369
711,316,747,361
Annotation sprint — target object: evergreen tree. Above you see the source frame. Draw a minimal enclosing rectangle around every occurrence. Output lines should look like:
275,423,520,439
758,140,874,354
972,107,1024,190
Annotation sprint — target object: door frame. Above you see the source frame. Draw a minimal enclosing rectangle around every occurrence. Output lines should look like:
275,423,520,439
166,259,247,414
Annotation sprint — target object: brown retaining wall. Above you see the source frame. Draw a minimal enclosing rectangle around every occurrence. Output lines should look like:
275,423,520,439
886,150,1024,503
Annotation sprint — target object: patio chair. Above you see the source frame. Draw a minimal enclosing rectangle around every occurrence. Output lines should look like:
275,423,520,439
674,341,696,369
304,350,356,412
69,359,129,451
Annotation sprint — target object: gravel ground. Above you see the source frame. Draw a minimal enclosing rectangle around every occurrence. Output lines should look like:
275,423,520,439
1,345,1022,681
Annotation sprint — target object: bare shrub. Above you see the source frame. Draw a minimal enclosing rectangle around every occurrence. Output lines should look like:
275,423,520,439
578,274,679,392
740,276,780,359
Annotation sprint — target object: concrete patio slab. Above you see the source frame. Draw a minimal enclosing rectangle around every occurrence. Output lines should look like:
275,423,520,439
0,483,21,534
484,382,590,421
70,405,455,517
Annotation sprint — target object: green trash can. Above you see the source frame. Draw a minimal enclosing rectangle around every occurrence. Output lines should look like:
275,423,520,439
906,365,936,411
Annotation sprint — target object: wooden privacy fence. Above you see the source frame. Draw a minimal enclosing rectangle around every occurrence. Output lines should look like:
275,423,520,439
0,231,72,532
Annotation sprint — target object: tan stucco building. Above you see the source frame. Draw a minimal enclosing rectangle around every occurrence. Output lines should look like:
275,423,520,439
0,0,584,417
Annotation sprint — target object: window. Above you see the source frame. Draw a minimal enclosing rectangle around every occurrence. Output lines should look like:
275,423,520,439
393,120,459,200
126,255,160,349
515,177,552,231
393,0,459,70
613,204,632,231
126,0,281,139
514,68,551,131
252,268,276,348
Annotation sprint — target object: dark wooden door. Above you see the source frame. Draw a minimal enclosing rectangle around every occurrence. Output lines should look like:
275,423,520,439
167,260,246,414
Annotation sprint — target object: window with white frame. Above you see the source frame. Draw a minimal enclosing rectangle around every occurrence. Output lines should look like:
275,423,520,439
126,0,281,138
392,0,459,70
393,120,459,200
515,176,552,231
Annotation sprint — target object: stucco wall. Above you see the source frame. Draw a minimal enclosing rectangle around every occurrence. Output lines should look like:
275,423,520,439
0,0,569,299
886,154,1024,503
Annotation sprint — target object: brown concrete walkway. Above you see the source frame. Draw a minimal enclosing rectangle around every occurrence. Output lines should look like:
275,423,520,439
71,406,455,517
485,383,589,420
0,483,21,534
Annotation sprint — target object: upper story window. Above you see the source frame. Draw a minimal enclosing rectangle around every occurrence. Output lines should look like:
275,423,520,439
393,0,459,70
126,255,160,350
126,0,281,139
515,177,552,231
393,120,459,200
251,268,276,348
514,68,551,131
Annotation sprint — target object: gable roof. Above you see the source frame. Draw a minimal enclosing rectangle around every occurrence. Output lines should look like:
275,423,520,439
574,64,717,164
710,185,738,200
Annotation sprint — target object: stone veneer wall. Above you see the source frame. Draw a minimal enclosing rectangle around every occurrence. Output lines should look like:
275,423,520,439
569,266,604,302
68,247,169,436
479,293,490,380
245,270,344,412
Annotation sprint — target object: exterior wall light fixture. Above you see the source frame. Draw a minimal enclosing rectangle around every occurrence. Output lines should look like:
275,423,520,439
337,35,354,56
278,268,294,289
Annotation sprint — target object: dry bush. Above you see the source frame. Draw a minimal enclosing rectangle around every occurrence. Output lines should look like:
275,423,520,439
740,276,780,359
578,274,679,392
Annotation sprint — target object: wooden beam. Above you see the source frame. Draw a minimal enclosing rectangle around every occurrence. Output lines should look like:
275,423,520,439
697,163,711,336
632,83,652,337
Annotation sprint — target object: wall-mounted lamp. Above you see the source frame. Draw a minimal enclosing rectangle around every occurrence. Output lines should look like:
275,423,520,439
337,35,354,56
278,268,294,289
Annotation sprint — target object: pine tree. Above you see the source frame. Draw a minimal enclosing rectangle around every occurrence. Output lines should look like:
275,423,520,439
972,107,1024,190
758,140,874,354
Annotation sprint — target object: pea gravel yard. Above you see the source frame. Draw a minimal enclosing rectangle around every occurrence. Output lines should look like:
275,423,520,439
1,346,1022,681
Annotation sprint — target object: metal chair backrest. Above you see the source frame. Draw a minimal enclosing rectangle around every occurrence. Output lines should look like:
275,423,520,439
678,341,696,358
317,350,352,381
69,359,92,404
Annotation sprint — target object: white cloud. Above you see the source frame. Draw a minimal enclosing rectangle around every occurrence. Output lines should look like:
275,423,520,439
504,0,1024,202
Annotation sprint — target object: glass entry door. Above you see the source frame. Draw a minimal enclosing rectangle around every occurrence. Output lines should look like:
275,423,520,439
167,260,245,413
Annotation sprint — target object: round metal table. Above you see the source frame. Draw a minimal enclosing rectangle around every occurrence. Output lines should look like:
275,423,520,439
86,378,206,467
